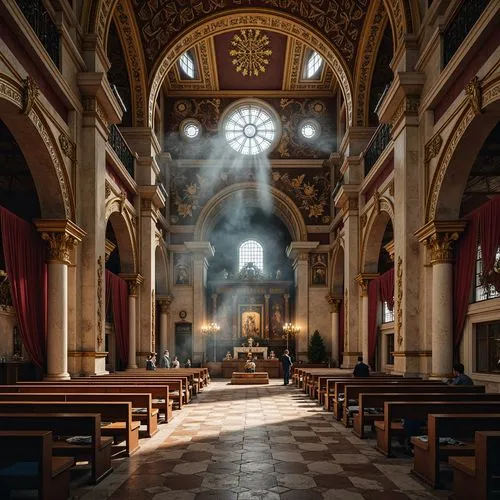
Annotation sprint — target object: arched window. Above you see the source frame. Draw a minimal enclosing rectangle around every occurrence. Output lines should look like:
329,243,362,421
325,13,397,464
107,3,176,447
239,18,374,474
239,240,264,272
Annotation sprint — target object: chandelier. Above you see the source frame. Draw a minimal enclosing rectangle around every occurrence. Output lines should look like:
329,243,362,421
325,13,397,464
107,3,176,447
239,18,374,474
201,322,220,336
283,323,300,336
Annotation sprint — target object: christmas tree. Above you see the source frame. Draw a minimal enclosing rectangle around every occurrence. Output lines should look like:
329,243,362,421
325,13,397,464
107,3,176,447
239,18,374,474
307,330,326,363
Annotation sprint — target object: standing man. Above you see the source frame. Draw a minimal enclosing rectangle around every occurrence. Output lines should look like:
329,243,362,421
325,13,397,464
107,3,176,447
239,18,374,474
159,350,171,368
281,349,293,385
146,353,156,371
353,356,370,377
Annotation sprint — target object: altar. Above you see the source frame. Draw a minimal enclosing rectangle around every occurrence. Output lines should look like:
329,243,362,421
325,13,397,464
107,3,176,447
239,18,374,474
222,359,281,378
233,346,268,359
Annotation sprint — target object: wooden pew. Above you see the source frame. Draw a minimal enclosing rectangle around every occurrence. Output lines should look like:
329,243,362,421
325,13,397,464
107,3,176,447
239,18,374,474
0,401,140,456
332,379,439,420
12,382,175,415
449,431,500,500
0,413,113,484
374,401,500,457
343,384,485,429
411,414,500,488
0,430,74,500
353,389,497,438
69,376,190,406
0,392,159,438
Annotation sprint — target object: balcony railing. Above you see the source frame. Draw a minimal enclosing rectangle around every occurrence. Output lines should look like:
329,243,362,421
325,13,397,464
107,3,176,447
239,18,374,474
16,0,60,68
109,125,135,178
443,0,488,67
364,123,392,176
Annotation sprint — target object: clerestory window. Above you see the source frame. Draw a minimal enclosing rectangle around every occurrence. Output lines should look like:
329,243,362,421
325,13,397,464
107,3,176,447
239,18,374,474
239,240,264,272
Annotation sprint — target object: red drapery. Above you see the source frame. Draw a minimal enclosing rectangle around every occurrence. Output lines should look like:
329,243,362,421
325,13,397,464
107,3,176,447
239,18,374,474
338,299,344,365
105,270,129,366
367,279,379,365
0,207,47,369
453,196,500,355
367,268,395,366
379,268,395,311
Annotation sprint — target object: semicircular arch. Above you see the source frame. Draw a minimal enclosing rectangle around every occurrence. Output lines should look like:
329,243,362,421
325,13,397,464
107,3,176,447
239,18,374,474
330,243,345,297
194,182,308,243
155,239,169,295
148,10,354,129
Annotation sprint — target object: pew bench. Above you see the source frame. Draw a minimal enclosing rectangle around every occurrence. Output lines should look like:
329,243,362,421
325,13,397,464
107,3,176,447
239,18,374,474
0,401,140,456
0,392,159,438
353,390,496,438
449,431,500,500
0,413,113,484
0,430,74,500
374,401,500,457
411,414,500,488
231,372,269,384
12,382,175,416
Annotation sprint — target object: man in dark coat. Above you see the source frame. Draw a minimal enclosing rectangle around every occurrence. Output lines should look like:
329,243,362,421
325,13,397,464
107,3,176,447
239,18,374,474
353,356,369,377
281,349,293,385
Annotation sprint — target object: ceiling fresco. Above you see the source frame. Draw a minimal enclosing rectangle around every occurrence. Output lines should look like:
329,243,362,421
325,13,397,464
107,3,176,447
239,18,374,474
132,0,369,71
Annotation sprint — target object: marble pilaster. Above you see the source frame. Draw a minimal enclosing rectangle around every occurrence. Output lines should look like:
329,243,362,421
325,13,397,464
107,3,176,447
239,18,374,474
326,295,341,366
158,294,174,356
287,241,319,359
34,220,85,380
121,273,144,369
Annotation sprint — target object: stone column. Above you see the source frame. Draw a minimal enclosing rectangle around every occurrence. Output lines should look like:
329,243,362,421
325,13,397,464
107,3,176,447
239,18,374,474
121,274,144,370
355,274,378,365
416,222,465,377
185,241,214,363
326,295,341,366
35,220,85,380
264,294,270,338
158,295,173,355
287,242,319,359
232,294,238,339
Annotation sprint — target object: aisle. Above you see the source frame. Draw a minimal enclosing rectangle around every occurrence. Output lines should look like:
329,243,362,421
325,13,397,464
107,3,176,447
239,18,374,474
81,379,446,500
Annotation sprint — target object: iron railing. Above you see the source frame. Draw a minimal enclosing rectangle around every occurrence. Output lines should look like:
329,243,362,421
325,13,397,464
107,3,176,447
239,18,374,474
443,0,488,67
109,125,135,178
364,123,392,176
16,0,60,68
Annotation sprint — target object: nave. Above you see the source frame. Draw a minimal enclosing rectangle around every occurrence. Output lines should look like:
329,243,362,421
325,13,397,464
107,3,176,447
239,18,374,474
78,380,446,500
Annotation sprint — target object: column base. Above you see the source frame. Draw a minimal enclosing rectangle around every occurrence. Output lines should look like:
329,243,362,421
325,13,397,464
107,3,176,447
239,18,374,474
341,352,361,369
45,373,71,381
126,365,138,370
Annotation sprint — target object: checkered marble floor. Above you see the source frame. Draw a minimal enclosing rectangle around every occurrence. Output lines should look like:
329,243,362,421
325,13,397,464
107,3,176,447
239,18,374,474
78,379,449,500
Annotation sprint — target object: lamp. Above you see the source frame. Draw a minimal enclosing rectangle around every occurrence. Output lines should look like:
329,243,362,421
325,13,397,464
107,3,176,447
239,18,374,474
201,322,220,362
282,322,300,350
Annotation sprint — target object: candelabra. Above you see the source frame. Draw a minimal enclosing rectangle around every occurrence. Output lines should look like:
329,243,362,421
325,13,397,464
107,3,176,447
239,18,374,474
201,322,220,362
282,323,300,350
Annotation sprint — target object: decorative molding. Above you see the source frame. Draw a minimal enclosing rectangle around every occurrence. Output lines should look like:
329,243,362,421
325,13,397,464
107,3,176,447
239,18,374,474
383,240,395,261
388,180,394,197
415,220,466,264
158,294,174,312
390,95,419,129
97,255,104,349
82,95,109,130
148,12,353,128
355,273,378,296
396,256,403,347
105,181,112,199
21,76,39,115
121,273,144,297
58,133,76,163
424,134,442,166
360,213,368,229
465,76,483,116
104,238,116,262
35,220,86,265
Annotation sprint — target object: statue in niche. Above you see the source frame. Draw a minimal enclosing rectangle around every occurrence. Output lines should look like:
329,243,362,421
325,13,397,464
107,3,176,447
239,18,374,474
271,302,283,337
275,269,282,280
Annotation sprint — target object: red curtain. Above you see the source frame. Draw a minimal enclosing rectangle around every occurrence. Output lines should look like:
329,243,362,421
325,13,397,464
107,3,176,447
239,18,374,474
478,196,500,281
338,299,344,365
379,268,395,311
105,270,129,366
0,207,47,369
367,279,379,366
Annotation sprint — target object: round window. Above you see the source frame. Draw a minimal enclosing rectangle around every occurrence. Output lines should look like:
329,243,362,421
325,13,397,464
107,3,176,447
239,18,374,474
222,101,280,156
180,119,201,140
299,119,321,140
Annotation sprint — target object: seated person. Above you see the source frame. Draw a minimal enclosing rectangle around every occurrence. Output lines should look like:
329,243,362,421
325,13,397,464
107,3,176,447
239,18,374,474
353,356,370,377
185,358,191,368
448,362,474,385
244,359,256,373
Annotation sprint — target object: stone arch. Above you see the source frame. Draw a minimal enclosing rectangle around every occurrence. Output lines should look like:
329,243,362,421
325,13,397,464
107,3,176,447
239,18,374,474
426,77,500,222
105,200,137,273
382,0,417,49
155,240,169,295
110,0,148,127
330,243,345,298
148,10,354,128
361,202,394,273
0,75,73,219
194,182,308,243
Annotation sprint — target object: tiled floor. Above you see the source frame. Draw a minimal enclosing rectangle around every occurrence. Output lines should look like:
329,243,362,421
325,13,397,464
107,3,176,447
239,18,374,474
78,380,449,500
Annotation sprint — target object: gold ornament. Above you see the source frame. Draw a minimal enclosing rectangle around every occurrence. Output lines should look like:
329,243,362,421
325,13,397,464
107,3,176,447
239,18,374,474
229,29,272,77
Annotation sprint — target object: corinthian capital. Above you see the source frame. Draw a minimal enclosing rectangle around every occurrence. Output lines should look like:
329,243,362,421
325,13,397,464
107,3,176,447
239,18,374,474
34,220,86,265
415,220,466,265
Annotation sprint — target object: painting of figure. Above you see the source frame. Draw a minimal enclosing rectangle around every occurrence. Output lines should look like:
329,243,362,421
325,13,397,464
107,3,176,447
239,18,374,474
239,306,262,338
